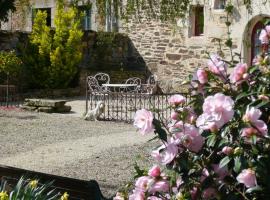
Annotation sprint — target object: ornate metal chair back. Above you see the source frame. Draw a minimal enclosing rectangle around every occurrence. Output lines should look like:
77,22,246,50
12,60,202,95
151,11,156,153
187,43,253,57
125,77,141,85
87,76,102,94
125,77,141,92
94,73,110,86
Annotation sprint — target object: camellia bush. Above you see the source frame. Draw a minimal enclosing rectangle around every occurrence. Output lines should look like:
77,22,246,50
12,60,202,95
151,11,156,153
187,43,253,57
114,25,270,200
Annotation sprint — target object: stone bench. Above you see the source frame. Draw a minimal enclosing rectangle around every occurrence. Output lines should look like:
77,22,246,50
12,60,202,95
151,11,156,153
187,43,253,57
21,99,71,113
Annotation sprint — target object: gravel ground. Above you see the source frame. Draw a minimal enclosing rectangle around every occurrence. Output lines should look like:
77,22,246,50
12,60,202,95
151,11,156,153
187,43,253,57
0,108,157,198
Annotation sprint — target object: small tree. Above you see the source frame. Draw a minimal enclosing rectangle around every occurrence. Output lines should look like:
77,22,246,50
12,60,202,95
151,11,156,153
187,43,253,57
0,50,22,106
28,0,83,89
0,50,22,76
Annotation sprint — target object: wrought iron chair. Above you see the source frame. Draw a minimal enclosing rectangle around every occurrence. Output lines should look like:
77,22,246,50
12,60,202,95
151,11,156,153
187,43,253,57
86,76,109,113
87,76,102,94
94,73,110,86
124,77,141,93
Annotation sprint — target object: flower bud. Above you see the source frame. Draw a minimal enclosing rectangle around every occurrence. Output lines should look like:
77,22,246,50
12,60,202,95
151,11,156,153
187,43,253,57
222,146,233,155
258,94,269,101
148,165,161,177
242,73,249,79
197,68,208,84
234,147,243,156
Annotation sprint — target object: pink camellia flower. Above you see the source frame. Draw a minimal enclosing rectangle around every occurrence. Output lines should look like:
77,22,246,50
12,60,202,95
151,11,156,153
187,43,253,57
259,29,269,44
265,25,270,34
212,164,229,180
129,190,145,200
134,109,155,135
147,196,162,200
172,123,204,153
236,169,257,188
151,148,163,163
202,188,217,199
241,127,258,138
208,54,227,77
196,93,234,130
190,187,198,200
222,146,233,155
151,138,180,165
180,125,204,153
168,94,186,106
243,107,268,136
196,68,208,84
148,179,170,194
171,111,179,120
229,63,249,84
148,165,161,178
113,192,125,200
135,176,152,192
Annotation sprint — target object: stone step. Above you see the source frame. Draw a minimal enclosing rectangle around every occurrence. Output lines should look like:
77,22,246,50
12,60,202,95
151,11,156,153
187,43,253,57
24,99,67,108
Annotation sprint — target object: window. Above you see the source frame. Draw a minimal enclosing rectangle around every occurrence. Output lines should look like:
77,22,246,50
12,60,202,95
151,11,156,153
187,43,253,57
32,8,51,27
190,6,204,37
79,6,92,31
105,0,118,32
251,21,270,64
214,0,226,9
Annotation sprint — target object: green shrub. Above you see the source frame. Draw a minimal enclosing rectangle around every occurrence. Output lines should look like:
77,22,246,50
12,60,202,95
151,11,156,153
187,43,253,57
22,0,83,89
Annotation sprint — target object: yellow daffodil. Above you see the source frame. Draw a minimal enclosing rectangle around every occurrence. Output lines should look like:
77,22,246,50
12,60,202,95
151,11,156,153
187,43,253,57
60,192,69,200
29,180,38,189
0,191,8,200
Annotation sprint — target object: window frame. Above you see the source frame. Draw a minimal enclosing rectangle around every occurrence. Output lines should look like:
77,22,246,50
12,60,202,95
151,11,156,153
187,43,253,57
191,6,204,37
213,0,226,10
78,5,92,31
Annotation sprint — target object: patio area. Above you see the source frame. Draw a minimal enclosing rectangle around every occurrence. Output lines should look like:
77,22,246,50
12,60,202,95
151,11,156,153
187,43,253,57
0,109,156,198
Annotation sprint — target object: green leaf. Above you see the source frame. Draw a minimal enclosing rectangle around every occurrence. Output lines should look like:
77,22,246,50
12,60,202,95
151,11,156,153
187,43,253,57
207,134,217,147
236,92,258,102
249,65,258,74
233,157,241,173
251,135,257,145
255,100,269,109
155,128,167,142
147,135,159,142
219,156,231,168
133,162,146,179
153,119,167,142
246,186,262,193
252,146,259,155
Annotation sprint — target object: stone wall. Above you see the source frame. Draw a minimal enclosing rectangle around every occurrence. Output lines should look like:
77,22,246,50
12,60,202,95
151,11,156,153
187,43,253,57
122,16,235,93
0,30,147,92
3,0,270,93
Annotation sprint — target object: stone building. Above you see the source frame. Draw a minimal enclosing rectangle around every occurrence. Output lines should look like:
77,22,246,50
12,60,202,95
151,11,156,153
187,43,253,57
1,0,270,92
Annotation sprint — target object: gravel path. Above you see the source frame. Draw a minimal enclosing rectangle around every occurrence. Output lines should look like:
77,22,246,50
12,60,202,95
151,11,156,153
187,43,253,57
0,108,157,198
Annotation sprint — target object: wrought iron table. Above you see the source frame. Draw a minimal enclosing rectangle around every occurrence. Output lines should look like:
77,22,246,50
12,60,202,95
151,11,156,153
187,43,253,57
102,83,139,92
